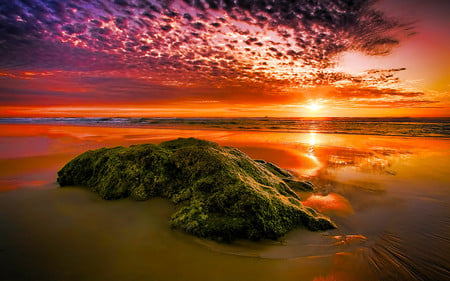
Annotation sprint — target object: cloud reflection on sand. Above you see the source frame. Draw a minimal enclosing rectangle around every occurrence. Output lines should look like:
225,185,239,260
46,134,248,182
302,193,354,217
0,123,442,194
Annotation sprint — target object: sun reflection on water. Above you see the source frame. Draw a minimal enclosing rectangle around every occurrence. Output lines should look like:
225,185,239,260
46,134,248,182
309,131,317,147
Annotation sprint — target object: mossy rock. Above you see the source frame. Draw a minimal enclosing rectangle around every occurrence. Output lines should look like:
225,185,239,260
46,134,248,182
57,138,336,241
283,178,315,191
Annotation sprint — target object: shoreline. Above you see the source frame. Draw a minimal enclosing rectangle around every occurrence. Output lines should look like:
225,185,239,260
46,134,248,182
0,121,449,139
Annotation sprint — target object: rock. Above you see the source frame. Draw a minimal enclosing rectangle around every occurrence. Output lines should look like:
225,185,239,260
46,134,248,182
57,138,336,241
283,178,315,191
261,161,292,178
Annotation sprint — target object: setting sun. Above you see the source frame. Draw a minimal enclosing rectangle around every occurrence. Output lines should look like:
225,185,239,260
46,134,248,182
307,103,323,112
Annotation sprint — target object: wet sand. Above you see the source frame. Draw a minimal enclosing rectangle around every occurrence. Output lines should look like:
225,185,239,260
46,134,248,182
0,124,449,280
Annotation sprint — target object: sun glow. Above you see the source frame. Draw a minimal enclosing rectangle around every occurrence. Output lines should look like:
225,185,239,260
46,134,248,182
307,102,322,112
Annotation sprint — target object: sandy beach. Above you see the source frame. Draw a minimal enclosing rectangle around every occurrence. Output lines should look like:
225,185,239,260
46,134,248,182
0,123,449,281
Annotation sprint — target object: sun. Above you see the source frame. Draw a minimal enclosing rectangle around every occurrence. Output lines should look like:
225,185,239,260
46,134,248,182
307,102,322,112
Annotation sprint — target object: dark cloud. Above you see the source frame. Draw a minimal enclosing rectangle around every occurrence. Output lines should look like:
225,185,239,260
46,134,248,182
329,86,424,99
0,74,192,105
316,86,438,109
353,99,440,108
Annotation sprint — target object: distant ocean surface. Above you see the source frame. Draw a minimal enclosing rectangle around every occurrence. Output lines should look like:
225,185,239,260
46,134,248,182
1,117,449,137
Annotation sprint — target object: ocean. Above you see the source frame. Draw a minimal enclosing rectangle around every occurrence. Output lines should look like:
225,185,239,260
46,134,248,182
1,117,449,137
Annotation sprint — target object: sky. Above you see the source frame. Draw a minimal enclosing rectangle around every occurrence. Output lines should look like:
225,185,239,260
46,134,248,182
0,0,449,117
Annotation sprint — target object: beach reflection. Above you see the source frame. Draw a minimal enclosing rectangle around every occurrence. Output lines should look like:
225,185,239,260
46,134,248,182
0,124,410,191
0,124,449,281
302,193,354,216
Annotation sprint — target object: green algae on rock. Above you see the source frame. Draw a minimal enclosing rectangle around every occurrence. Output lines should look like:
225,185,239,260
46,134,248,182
57,138,336,241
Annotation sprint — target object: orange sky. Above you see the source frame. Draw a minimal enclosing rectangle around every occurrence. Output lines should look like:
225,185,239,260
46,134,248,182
0,0,448,117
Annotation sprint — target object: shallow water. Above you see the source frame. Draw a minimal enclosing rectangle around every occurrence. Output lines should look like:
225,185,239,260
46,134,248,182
1,117,449,137
0,124,449,281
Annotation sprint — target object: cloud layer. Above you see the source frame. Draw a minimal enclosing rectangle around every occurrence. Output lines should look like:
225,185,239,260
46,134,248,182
0,0,438,112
